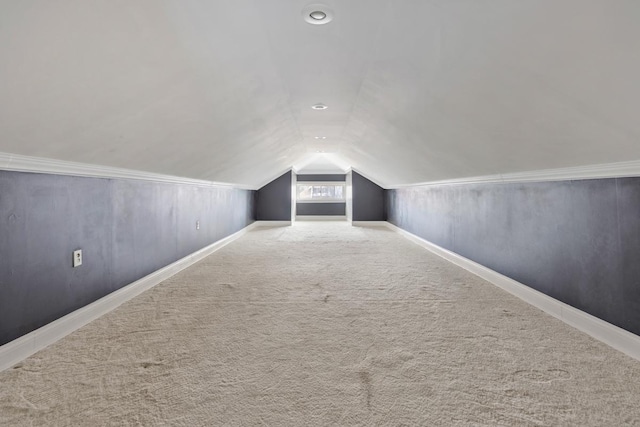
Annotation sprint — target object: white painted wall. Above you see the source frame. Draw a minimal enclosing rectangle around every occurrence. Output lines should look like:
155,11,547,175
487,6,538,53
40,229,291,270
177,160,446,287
346,171,353,223
291,171,297,223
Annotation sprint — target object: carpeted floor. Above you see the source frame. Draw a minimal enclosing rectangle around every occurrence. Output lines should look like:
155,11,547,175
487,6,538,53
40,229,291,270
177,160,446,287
1,221,640,426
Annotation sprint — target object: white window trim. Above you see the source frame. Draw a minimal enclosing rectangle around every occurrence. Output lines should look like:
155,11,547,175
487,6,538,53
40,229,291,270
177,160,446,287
296,199,346,204
296,181,346,185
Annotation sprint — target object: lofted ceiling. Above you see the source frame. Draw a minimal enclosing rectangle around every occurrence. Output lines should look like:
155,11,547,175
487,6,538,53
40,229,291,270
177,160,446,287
1,0,639,188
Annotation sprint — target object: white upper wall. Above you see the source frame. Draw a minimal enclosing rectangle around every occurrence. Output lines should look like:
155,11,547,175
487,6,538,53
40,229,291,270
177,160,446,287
1,0,639,188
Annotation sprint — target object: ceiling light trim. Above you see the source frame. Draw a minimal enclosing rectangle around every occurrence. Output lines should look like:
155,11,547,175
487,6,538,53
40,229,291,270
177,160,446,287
302,4,334,25
309,11,326,21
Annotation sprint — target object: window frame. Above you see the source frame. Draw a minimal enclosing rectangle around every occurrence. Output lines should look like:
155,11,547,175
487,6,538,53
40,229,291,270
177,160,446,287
295,181,346,203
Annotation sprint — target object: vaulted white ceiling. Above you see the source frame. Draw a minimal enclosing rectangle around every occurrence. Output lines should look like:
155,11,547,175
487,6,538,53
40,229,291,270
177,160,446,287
1,1,639,188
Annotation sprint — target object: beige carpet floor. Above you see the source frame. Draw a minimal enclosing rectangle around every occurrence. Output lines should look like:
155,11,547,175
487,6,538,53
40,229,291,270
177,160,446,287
1,221,640,426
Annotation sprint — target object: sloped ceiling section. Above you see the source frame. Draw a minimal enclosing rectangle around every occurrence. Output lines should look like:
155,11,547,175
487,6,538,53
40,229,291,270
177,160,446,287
1,1,639,188
294,153,350,175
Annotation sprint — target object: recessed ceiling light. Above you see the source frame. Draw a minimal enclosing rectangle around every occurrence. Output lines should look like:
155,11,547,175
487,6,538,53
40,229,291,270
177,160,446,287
311,103,328,110
310,11,326,20
314,136,327,140
302,4,334,25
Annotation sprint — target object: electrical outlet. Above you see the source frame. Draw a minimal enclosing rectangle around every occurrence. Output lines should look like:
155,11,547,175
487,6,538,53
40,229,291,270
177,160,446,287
73,249,82,267
196,220,200,230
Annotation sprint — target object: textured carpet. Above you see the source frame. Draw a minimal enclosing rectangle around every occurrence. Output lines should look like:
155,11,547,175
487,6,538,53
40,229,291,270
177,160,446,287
1,221,640,426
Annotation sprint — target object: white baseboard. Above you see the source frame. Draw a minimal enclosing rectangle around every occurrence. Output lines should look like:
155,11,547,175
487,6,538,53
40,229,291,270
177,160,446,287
253,221,292,227
295,216,346,221
385,222,640,362
352,221,388,227
0,222,258,372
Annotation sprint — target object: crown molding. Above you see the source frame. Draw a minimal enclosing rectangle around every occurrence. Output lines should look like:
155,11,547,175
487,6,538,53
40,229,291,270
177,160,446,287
387,160,640,189
0,152,255,190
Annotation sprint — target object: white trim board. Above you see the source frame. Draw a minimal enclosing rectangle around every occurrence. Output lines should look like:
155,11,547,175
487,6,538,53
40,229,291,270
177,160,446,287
0,222,259,373
384,222,640,362
296,181,346,186
295,215,347,221
296,200,346,204
352,221,387,227
387,159,640,189
0,151,255,190
254,221,292,227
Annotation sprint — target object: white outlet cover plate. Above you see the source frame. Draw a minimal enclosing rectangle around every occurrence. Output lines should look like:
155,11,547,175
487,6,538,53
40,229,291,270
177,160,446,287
73,250,82,267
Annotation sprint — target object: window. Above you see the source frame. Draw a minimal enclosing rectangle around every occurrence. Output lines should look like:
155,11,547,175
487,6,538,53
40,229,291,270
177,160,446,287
296,182,345,202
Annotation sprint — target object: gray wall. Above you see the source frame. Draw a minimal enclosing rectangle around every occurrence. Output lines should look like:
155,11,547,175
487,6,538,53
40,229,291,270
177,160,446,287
352,171,385,221
0,170,255,346
385,178,640,336
296,203,346,216
256,171,292,221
